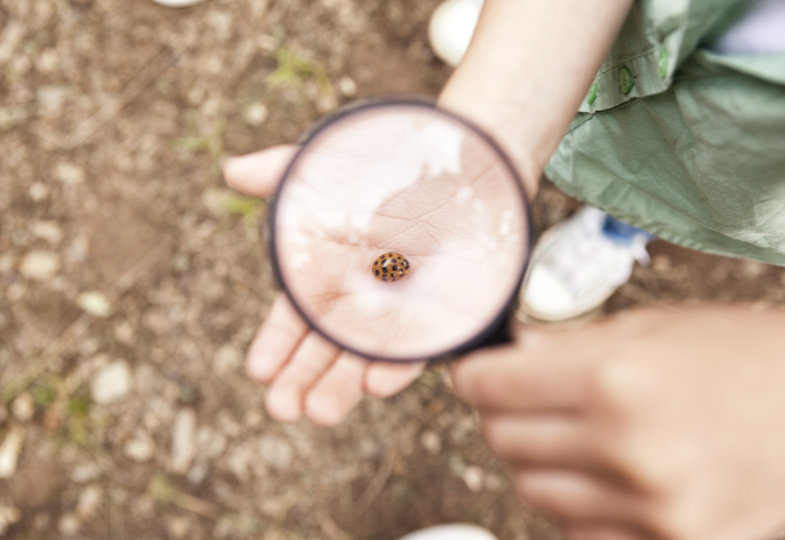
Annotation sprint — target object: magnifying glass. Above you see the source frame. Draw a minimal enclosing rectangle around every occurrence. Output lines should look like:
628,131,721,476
270,97,533,363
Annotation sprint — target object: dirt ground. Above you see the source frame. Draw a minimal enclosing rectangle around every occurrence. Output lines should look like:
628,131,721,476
2,1,785,539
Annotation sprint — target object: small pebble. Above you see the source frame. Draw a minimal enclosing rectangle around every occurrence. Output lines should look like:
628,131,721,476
11,392,35,422
77,291,112,318
91,360,133,404
76,485,102,519
71,462,102,483
0,427,24,479
31,221,63,244
169,408,197,474
419,430,442,455
19,250,60,280
35,48,58,73
187,460,210,485
338,75,357,97
741,259,767,279
53,161,85,184
58,512,80,536
461,465,485,492
166,515,191,539
124,431,155,462
28,182,49,201
0,505,21,536
242,102,269,127
153,0,209,7
38,86,68,117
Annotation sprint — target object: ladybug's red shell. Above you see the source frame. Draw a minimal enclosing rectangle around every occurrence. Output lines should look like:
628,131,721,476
372,252,410,282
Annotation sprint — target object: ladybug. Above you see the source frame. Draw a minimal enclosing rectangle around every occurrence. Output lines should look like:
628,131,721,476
372,252,410,282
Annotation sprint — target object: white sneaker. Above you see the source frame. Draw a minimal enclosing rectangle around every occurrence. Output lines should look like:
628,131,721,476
428,0,484,66
397,524,498,540
518,207,650,322
152,0,208,6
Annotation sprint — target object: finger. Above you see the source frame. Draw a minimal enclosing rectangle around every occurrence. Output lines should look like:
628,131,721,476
481,413,593,468
246,295,308,382
222,145,298,197
305,352,367,426
450,339,585,412
364,361,426,398
563,522,649,540
265,332,340,422
514,468,644,523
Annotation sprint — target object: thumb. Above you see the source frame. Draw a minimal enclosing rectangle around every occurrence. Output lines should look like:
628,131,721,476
223,144,298,197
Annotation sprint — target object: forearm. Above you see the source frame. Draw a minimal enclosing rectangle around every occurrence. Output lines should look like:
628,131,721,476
438,0,633,196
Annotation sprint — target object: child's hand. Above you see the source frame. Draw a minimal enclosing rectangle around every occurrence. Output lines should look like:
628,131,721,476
223,149,424,425
450,306,785,540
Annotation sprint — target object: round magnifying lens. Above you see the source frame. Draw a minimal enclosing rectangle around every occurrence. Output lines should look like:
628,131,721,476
270,98,532,363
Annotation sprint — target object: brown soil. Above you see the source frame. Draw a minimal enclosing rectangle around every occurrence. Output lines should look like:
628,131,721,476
2,1,783,539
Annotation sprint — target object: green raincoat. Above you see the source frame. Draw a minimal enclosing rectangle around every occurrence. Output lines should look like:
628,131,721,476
545,0,785,265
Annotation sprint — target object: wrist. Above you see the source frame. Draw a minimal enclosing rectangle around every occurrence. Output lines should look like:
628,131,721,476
437,84,541,199
436,0,633,198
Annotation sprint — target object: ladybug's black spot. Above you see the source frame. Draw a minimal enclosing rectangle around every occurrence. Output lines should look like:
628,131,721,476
382,267,388,273
374,269,379,276
392,265,399,271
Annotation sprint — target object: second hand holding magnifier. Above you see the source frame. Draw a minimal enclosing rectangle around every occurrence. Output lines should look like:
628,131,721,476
270,98,533,363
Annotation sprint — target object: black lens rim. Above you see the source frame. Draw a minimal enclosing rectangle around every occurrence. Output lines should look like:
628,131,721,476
268,96,534,363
